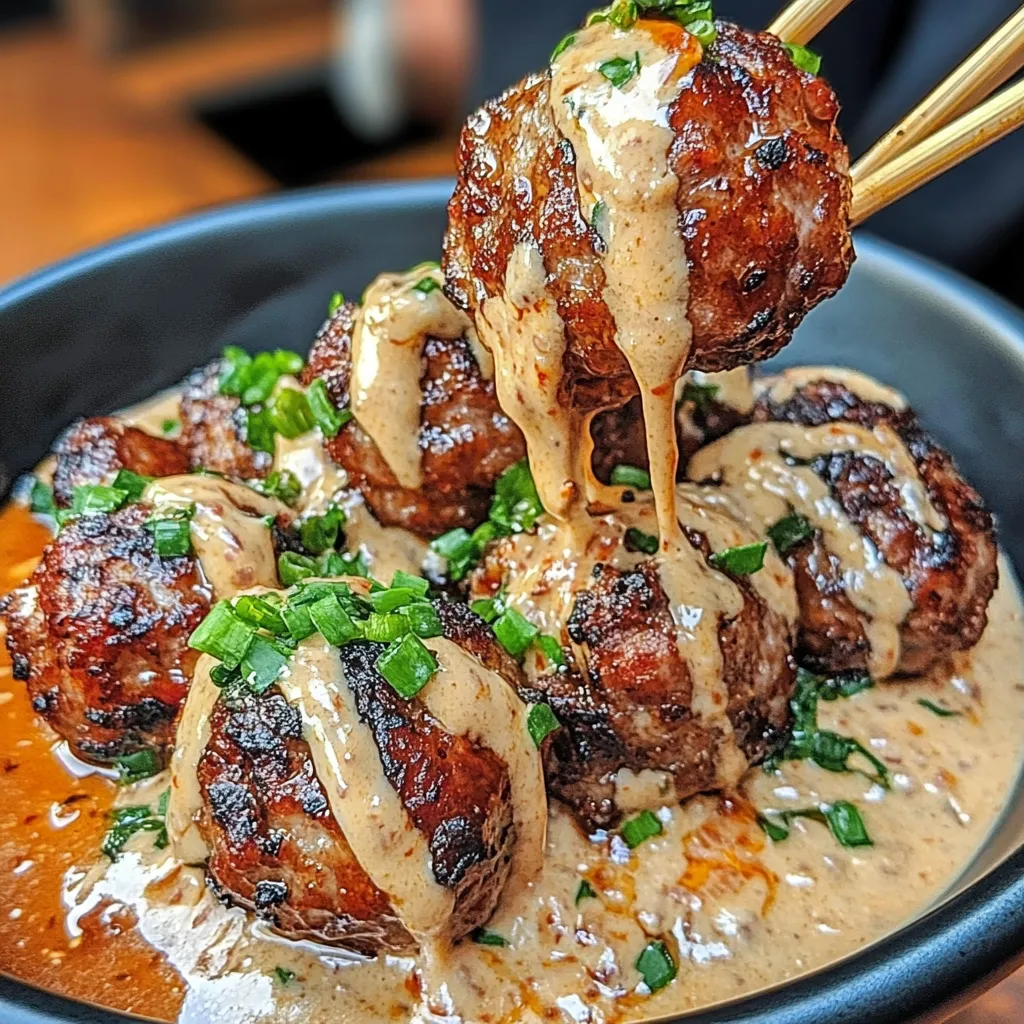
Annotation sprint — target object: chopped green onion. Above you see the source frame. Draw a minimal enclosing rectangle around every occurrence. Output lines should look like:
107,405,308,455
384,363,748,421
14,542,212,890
756,812,791,843
471,929,507,947
551,31,576,61
917,698,961,718
621,809,663,849
599,52,642,89
246,408,277,454
685,17,716,45
470,596,505,624
362,612,410,643
490,459,545,534
401,602,443,639
188,600,255,669
257,470,302,505
493,607,540,659
273,966,296,985
29,478,55,516
817,672,873,700
115,749,161,784
412,277,441,295
112,469,152,502
609,0,639,28
328,291,345,316
309,595,361,646
370,588,421,613
269,388,315,440
391,570,430,597
624,527,659,556
376,633,439,698
101,805,167,860
282,602,316,642
278,552,318,587
534,633,566,668
768,512,814,555
432,527,472,559
306,378,348,438
610,464,651,490
575,879,597,904
679,380,720,409
161,419,180,436
234,595,290,637
145,516,192,558
591,199,608,239
241,635,290,694
708,541,767,575
783,41,821,75
299,505,346,554
527,703,561,747
824,800,872,847
69,484,129,517
635,940,676,993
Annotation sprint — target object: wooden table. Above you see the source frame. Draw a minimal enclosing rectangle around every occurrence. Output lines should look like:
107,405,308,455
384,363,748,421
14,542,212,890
0,16,1019,1023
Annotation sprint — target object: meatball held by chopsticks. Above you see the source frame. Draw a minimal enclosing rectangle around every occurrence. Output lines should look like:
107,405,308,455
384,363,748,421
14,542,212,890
444,15,853,413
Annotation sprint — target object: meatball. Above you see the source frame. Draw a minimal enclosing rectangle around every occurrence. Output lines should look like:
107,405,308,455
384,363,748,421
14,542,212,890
444,18,852,413
1,504,209,765
52,416,190,507
471,497,795,831
179,360,273,481
195,600,526,953
689,370,998,677
300,301,525,537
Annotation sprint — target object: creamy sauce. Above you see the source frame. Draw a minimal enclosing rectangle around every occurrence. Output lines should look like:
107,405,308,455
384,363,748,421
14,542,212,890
760,365,908,410
688,416,946,678
350,265,478,490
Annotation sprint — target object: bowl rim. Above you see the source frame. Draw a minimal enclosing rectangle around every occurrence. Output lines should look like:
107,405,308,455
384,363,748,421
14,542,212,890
2,180,1024,1024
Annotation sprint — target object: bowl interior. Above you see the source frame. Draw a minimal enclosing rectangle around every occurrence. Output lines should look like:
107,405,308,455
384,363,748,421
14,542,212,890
2,181,1024,1024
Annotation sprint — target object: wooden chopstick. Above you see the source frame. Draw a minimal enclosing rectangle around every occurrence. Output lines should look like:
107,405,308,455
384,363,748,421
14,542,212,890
850,78,1024,226
852,7,1024,182
767,0,856,46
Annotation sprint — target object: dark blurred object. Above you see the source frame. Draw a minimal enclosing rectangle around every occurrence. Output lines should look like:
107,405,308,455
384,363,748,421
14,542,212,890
59,0,327,55
475,0,1024,306
0,0,53,26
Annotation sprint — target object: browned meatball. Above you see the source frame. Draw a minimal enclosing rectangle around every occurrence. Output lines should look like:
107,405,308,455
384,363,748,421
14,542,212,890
300,302,525,537
473,528,794,832
444,19,852,412
748,377,998,676
196,601,521,953
179,360,273,480
1,505,209,765
52,416,190,507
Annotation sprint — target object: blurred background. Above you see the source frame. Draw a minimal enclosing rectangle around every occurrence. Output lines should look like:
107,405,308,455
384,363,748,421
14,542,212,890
1,0,1022,301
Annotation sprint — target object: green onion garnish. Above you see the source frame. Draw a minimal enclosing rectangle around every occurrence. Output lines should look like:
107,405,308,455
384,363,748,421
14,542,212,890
621,809,663,849
68,484,130,517
575,879,597,904
401,602,443,639
471,929,507,947
256,470,302,506
115,748,161,784
306,378,349,438
610,464,651,490
145,516,192,558
269,388,315,440
112,469,152,502
708,541,767,575
685,17,716,45
161,419,180,436
240,635,290,694
679,380,720,409
527,703,561,747
29,478,55,516
234,595,290,637
758,800,872,848
551,31,576,61
635,940,676,993
768,512,813,555
783,41,822,75
534,633,566,667
278,551,318,587
309,594,361,646
624,527,659,556
917,698,961,718
493,607,540,659
412,277,441,295
299,505,346,555
188,600,256,669
282,602,316,642
376,633,439,698
391,570,430,597
101,805,167,860
599,52,642,89
470,596,505,624
328,291,345,316
273,966,296,985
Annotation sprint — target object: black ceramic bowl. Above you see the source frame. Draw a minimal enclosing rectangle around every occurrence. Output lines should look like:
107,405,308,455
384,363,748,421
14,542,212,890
2,181,1024,1024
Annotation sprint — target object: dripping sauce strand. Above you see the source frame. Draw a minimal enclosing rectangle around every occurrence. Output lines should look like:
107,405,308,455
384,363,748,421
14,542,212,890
0,502,183,1020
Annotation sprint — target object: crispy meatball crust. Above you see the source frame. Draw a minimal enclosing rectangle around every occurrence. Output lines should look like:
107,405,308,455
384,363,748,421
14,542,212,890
179,360,273,481
196,600,521,953
300,303,525,537
752,378,998,676
1,505,209,764
444,21,852,412
52,417,190,507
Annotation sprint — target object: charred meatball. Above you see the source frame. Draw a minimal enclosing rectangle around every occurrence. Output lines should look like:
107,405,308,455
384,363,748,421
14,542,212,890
300,301,525,537
52,416,190,507
689,371,998,677
1,505,209,764
195,600,526,953
445,19,852,412
471,498,795,831
179,360,273,481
